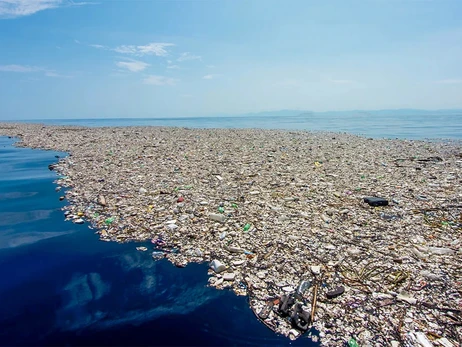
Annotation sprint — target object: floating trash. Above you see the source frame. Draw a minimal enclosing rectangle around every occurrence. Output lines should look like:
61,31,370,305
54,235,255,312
2,122,461,345
152,251,165,260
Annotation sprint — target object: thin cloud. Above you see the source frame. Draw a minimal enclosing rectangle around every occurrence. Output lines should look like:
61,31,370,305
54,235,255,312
435,79,462,84
0,64,71,77
167,64,180,69
0,0,97,19
177,52,201,62
113,43,174,57
69,1,99,6
0,64,41,72
90,44,106,49
116,60,150,72
202,74,220,80
89,42,174,57
143,75,177,86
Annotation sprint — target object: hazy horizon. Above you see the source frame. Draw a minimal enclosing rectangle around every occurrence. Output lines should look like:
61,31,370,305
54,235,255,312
1,108,461,121
1,0,462,119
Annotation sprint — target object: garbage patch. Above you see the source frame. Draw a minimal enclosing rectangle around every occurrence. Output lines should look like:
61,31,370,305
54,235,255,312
1,123,461,346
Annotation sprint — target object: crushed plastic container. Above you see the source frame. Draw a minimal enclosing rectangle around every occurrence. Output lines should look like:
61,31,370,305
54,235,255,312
209,213,226,223
428,247,454,255
210,259,226,273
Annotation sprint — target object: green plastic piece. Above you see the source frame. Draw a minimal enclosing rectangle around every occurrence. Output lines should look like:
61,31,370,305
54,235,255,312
243,223,251,231
175,185,193,192
348,338,359,347
231,203,238,208
218,207,224,213
105,217,115,225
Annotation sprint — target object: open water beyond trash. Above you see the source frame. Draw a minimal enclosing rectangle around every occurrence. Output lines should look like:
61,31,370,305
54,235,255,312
13,111,462,140
0,136,310,346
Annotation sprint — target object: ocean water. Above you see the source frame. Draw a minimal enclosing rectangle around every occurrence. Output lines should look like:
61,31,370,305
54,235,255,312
17,111,462,140
0,136,313,346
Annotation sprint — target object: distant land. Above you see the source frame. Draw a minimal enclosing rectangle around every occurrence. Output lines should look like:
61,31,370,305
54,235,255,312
4,108,462,122
231,108,462,119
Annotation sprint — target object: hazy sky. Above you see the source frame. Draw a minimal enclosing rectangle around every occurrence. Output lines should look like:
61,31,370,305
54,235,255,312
0,0,461,119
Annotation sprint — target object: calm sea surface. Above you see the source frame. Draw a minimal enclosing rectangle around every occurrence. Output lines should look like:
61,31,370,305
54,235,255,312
1,114,461,345
17,112,462,140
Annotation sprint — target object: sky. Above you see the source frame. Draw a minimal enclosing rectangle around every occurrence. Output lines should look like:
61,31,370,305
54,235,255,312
0,0,461,119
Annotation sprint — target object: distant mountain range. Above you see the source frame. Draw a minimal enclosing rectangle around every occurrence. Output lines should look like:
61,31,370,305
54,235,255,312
229,109,462,118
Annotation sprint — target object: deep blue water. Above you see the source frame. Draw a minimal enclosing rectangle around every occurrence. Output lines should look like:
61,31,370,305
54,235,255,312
0,136,314,346
15,112,462,140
